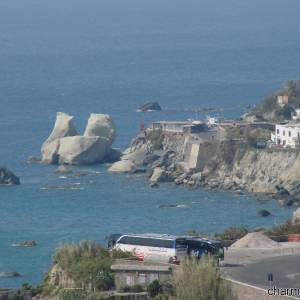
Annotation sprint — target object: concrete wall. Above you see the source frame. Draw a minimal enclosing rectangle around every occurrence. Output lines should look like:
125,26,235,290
114,271,171,290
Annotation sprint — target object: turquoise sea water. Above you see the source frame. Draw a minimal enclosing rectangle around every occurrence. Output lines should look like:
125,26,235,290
1,0,300,287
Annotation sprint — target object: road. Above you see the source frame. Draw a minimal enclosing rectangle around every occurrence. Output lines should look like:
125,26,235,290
224,254,300,291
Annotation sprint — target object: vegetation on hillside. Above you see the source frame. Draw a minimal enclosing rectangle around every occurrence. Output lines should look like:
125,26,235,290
266,220,300,240
147,129,165,150
253,80,300,121
38,241,132,299
53,241,114,291
174,256,236,300
214,226,249,243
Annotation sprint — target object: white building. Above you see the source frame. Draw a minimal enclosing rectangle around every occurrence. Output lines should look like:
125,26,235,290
292,109,300,121
271,123,300,148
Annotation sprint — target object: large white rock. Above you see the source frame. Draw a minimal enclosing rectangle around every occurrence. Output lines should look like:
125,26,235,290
43,112,77,145
41,112,117,165
149,167,167,183
84,113,116,144
122,147,148,166
41,139,60,164
42,112,77,163
108,160,137,173
58,136,111,165
292,208,300,224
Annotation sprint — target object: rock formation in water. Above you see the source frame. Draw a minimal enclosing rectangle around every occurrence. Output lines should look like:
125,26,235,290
11,240,37,247
108,160,137,173
138,101,162,112
0,167,20,186
41,112,117,165
84,113,116,142
42,112,77,163
293,208,300,224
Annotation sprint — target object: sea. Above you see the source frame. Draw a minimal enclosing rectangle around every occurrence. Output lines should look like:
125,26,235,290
1,0,300,288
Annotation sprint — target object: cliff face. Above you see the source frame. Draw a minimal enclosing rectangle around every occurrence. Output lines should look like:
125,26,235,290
203,148,300,197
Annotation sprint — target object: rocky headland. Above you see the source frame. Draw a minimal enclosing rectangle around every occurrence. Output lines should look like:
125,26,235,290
111,123,300,208
0,167,20,186
41,112,120,165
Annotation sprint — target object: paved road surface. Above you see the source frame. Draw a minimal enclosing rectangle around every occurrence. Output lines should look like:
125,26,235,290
224,254,300,291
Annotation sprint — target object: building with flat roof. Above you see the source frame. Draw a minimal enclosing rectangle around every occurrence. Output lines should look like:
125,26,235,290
271,122,300,148
111,259,175,291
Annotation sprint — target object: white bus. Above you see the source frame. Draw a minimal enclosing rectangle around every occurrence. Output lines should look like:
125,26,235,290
113,233,187,264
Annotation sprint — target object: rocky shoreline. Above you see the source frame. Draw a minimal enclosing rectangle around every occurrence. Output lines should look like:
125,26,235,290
110,129,300,210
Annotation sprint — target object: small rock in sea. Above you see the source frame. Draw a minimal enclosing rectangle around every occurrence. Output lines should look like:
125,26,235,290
159,204,188,209
11,240,37,247
0,167,20,186
159,204,177,208
138,101,162,112
55,165,72,174
257,209,271,217
0,272,21,278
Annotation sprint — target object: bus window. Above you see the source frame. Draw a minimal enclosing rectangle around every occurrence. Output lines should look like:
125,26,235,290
175,239,187,248
117,236,175,248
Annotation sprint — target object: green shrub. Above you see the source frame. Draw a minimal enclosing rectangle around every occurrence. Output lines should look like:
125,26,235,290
54,241,114,291
275,105,295,119
266,220,300,238
245,128,270,148
215,226,248,243
121,284,144,293
174,256,236,300
148,129,164,150
58,289,87,300
148,280,162,298
153,295,169,300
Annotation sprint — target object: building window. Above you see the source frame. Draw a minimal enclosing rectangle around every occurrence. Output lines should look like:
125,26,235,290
149,273,159,282
138,273,146,284
289,131,291,137
126,275,135,286
283,140,286,146
283,130,285,136
277,129,279,134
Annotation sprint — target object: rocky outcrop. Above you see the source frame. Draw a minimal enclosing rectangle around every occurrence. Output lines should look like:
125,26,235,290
0,272,21,278
149,167,167,183
41,113,116,165
84,113,116,143
292,208,300,224
138,101,162,112
257,210,271,217
57,136,110,165
0,167,20,186
42,112,77,163
11,240,37,247
108,160,137,173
